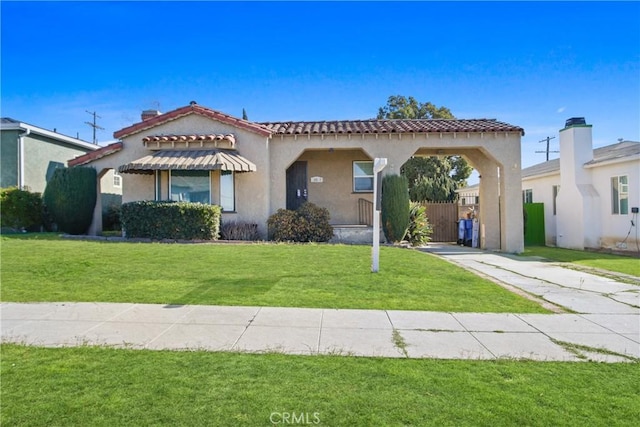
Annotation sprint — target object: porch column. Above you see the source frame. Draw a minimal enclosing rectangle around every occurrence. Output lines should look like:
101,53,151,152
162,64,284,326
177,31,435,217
478,165,500,250
499,164,524,253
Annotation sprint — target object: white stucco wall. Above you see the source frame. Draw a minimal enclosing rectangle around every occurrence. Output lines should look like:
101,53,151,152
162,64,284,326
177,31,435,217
589,159,640,250
522,155,640,251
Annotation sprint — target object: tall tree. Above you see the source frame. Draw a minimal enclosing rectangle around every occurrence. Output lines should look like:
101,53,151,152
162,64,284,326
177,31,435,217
377,95,472,202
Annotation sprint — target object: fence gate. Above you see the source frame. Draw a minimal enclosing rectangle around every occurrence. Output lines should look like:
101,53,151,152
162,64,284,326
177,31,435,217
523,203,546,246
423,202,459,242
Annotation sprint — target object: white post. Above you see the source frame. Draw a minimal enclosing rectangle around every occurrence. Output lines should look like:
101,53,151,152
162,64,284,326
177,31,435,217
372,158,387,272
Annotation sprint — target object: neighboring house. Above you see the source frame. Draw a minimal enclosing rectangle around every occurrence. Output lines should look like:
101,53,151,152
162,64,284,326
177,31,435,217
456,183,480,217
1,118,98,192
1,118,123,223
521,118,639,252
69,102,526,252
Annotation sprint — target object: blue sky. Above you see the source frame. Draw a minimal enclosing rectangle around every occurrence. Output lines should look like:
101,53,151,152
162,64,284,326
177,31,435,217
2,1,639,177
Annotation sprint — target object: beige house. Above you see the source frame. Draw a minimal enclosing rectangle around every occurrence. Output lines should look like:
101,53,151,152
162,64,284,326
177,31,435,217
69,102,525,252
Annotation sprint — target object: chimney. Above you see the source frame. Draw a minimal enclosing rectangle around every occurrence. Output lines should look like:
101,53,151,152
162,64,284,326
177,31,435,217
141,110,161,121
560,117,593,184
556,117,599,250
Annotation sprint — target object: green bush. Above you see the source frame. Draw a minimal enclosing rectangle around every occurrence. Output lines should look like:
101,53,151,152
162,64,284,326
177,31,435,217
0,187,44,231
43,167,97,235
381,174,410,243
404,202,432,246
102,204,122,231
121,201,221,240
267,202,334,242
220,221,260,241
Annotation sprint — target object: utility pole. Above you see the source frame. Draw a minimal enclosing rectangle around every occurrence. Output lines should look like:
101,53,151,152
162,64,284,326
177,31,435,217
535,136,558,161
85,110,104,144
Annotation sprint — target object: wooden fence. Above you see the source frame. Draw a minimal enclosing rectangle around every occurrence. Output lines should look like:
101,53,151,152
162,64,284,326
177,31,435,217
422,202,460,242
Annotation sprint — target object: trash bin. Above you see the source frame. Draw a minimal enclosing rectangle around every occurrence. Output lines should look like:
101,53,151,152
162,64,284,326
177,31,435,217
458,219,473,246
464,219,473,247
457,220,466,245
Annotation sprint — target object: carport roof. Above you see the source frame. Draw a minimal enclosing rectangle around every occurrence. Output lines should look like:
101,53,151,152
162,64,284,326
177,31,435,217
259,118,524,136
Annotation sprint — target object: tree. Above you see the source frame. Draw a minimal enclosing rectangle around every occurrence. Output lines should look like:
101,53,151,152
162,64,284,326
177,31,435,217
377,95,472,201
242,108,248,121
43,167,97,235
381,174,410,243
377,95,454,120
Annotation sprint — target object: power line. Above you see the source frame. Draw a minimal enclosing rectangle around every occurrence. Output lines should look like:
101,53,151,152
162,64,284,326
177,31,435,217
85,110,105,144
535,136,559,161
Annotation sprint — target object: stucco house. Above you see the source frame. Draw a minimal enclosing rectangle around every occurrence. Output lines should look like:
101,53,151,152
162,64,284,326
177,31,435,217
69,102,525,252
521,118,639,252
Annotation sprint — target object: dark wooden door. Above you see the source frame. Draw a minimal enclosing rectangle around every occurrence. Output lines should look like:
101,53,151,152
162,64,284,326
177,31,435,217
286,161,308,210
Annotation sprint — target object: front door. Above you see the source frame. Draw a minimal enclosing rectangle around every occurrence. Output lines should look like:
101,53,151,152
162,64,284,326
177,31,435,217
286,161,308,210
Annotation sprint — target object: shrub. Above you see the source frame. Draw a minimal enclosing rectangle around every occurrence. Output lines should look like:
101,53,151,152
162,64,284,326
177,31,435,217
102,204,122,231
0,187,44,231
220,221,260,241
381,174,410,243
296,202,334,242
121,201,220,240
404,202,432,246
43,167,97,235
267,202,334,242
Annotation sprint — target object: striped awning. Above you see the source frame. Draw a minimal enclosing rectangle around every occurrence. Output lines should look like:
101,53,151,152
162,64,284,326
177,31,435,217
118,149,257,174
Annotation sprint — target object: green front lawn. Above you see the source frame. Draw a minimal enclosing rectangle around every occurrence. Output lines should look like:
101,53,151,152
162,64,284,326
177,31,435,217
0,235,547,313
523,246,640,278
2,345,638,426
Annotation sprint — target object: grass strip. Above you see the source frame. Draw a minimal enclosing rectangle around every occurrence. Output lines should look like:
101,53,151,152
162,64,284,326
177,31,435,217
1,344,638,426
1,237,548,313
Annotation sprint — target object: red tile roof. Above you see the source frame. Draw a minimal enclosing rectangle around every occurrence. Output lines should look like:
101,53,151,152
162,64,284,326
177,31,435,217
68,141,123,167
113,103,273,139
259,119,524,136
114,103,524,141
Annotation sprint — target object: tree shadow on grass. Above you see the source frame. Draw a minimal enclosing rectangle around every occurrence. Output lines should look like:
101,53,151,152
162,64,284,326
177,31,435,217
170,277,278,306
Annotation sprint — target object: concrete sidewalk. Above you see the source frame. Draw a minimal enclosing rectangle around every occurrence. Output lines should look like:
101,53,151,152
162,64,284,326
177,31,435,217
2,302,638,362
2,244,638,362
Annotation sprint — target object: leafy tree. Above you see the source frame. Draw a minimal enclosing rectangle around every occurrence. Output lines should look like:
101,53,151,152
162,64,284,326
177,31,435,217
377,95,454,120
377,95,472,201
242,108,248,120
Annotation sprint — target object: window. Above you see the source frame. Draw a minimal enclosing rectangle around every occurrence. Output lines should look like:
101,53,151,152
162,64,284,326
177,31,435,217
552,185,560,215
220,170,235,211
113,173,122,188
353,161,374,192
170,170,210,204
611,175,628,215
522,189,533,204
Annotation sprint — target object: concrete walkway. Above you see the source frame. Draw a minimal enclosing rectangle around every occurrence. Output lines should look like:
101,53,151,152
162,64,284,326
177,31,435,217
2,245,639,362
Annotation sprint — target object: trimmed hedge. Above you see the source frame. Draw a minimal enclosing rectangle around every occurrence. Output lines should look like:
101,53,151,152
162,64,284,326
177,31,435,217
43,167,97,235
267,202,334,242
120,201,221,240
0,187,44,231
381,174,410,243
